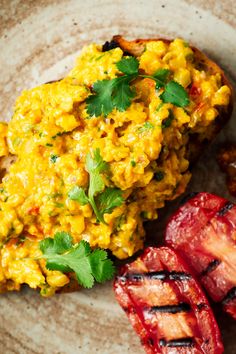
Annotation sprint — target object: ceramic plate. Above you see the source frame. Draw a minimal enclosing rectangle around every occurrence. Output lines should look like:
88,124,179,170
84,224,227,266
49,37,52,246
0,0,235,353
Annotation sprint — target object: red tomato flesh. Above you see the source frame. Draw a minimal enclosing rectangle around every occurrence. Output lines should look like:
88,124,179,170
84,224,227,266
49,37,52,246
165,192,236,319
114,246,223,354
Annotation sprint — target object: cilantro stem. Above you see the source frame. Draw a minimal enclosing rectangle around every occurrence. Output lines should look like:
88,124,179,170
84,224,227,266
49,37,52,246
89,195,104,224
139,74,164,88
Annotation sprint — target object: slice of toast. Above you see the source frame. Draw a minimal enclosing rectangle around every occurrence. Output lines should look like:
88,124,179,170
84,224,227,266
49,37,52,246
0,36,233,295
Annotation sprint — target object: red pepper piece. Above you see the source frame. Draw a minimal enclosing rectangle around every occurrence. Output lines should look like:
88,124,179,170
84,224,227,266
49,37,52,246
165,192,236,319
189,84,201,98
114,246,223,354
27,206,40,215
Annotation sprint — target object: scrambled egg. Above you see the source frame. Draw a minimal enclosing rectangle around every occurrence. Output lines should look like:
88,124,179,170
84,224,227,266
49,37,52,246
0,38,231,295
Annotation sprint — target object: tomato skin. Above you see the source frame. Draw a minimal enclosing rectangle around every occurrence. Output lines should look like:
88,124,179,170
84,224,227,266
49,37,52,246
165,192,236,319
114,246,223,354
189,84,201,98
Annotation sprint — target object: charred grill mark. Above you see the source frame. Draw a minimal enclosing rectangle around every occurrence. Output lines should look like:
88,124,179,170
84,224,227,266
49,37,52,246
159,338,194,347
222,287,236,305
150,302,191,314
197,303,208,311
201,259,221,276
118,271,192,283
118,273,144,282
217,201,234,216
168,272,192,281
145,271,166,280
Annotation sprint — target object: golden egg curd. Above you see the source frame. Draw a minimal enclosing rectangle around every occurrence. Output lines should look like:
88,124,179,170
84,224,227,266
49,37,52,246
0,38,232,295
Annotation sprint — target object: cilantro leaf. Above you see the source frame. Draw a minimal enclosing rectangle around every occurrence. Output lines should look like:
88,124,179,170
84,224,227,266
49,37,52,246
86,79,115,117
86,56,190,116
86,148,108,174
53,232,73,253
153,68,170,89
68,186,88,205
116,57,139,75
160,81,190,107
68,149,124,224
112,76,136,112
97,187,124,215
89,172,105,198
40,232,73,273
39,235,115,288
40,232,73,255
86,151,124,222
89,249,115,282
39,237,55,255
153,68,170,82
61,241,94,287
86,57,139,117
86,149,107,200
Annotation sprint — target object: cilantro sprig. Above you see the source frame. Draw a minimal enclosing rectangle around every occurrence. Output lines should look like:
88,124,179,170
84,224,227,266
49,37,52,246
86,57,138,117
39,232,115,288
86,57,190,117
68,149,124,223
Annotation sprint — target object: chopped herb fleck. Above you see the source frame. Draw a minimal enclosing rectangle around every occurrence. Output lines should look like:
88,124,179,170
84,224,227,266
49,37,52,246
140,211,149,219
162,110,174,128
54,202,64,208
138,121,154,133
48,192,63,199
50,154,58,163
13,137,21,146
114,215,126,231
52,131,66,139
16,235,26,246
39,132,46,138
156,102,164,112
95,54,105,61
154,171,165,181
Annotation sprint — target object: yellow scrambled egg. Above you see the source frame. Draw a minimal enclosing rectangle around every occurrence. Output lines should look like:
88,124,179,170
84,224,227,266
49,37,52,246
0,38,231,295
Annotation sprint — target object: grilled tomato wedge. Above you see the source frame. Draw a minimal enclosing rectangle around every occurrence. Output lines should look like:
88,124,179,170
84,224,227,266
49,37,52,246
165,192,236,319
114,246,223,354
